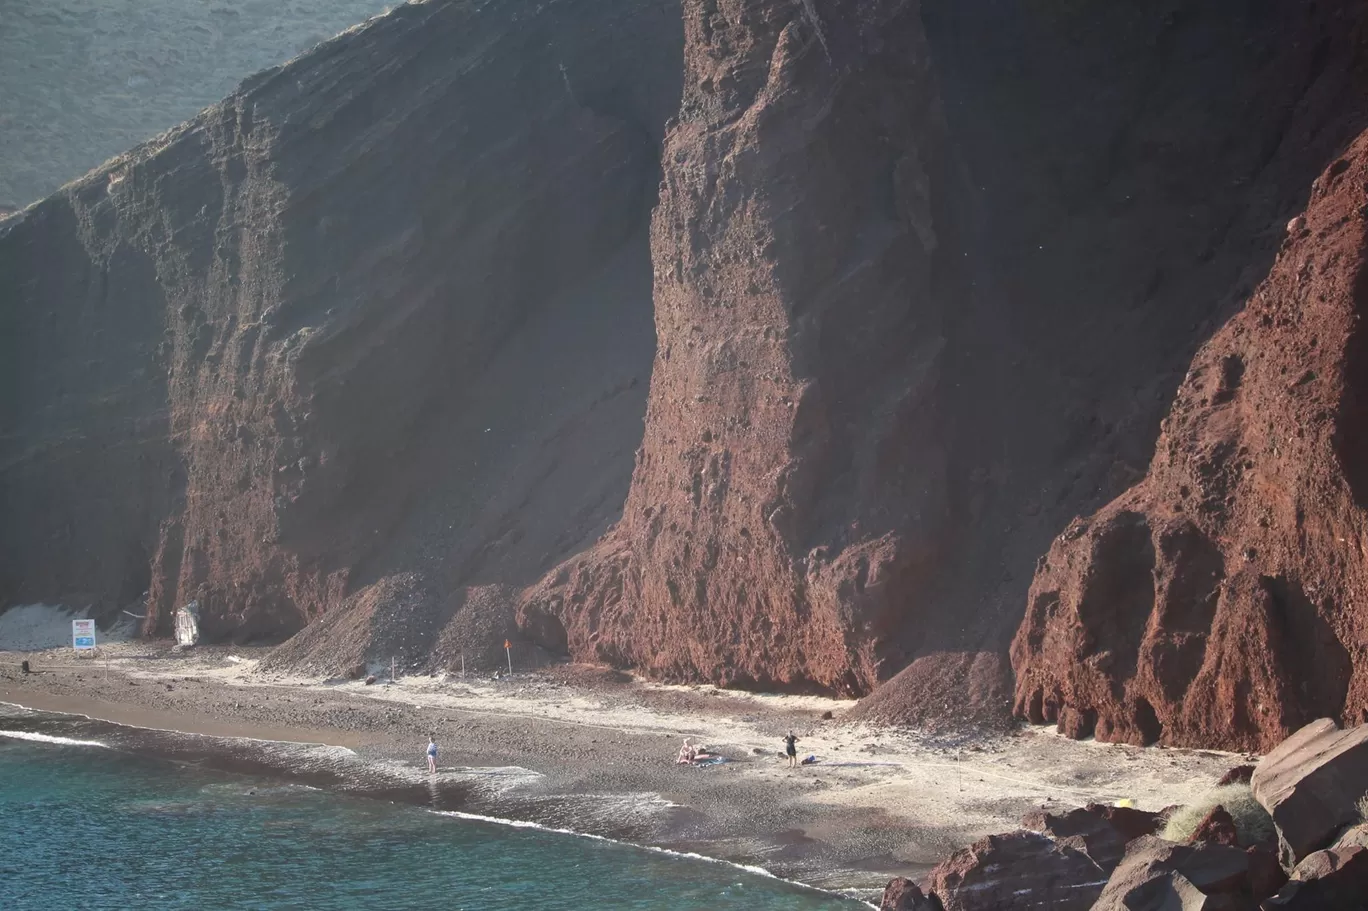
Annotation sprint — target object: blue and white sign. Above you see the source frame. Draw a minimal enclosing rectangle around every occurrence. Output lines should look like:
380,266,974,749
72,619,96,651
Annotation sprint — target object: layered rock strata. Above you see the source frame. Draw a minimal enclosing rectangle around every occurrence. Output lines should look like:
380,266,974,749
0,0,682,640
5,0,1368,729
518,0,960,693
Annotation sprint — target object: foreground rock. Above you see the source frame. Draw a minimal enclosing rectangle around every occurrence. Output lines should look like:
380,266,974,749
1262,845,1368,909
1021,803,1162,872
1012,130,1368,751
1092,836,1259,910
880,878,943,911
1190,806,1241,848
1251,719,1368,867
923,830,1107,911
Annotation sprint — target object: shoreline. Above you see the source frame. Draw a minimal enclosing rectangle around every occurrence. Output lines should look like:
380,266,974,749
0,643,1251,899
0,703,856,906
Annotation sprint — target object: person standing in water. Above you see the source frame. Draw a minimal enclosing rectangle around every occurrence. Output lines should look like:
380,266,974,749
783,731,799,769
426,734,439,773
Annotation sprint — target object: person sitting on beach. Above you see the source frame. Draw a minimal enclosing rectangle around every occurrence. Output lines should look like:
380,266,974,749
784,731,800,769
676,738,698,764
427,734,438,774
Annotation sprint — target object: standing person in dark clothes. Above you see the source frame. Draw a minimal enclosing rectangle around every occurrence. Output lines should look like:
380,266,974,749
783,731,799,769
427,734,439,774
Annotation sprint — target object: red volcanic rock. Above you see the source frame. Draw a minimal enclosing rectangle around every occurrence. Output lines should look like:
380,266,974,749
1220,766,1258,787
6,0,1368,726
1262,845,1368,909
519,0,962,695
1021,803,1162,872
1250,719,1368,867
1247,846,1290,902
1092,836,1256,911
880,878,944,911
1191,806,1241,847
1012,134,1368,752
923,830,1107,911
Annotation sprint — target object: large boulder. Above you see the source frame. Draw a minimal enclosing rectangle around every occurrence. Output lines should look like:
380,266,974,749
1020,803,1162,873
1332,823,1368,851
1246,846,1290,901
1092,836,1258,911
1250,719,1368,867
922,830,1106,911
880,878,944,911
1261,844,1368,909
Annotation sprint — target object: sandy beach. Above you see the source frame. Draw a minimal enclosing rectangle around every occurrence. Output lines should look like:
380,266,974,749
0,640,1248,900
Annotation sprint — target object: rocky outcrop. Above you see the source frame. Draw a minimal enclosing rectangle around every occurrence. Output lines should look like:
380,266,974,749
1092,836,1261,911
1012,132,1368,750
5,0,1368,726
518,0,961,694
922,830,1107,911
1251,719,1368,867
0,0,682,642
880,878,944,911
1264,845,1368,909
1021,803,1163,873
519,0,1368,713
1190,806,1241,848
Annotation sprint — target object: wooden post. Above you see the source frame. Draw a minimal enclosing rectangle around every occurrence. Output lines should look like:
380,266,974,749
461,652,465,679
391,656,396,683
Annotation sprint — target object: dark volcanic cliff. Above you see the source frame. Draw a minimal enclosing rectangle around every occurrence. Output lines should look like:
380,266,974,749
6,0,1368,737
1,0,681,642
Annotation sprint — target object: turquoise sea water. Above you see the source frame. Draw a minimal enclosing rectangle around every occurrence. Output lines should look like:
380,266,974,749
0,725,869,910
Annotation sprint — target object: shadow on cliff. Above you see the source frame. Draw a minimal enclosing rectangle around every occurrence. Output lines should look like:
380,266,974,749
0,0,684,664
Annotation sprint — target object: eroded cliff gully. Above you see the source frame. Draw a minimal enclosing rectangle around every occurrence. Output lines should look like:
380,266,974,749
4,0,1368,737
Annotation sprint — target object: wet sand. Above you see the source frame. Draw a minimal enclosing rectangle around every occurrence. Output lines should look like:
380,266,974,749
0,642,1250,899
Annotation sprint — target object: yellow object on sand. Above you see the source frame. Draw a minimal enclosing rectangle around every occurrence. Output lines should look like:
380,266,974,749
1115,798,1135,809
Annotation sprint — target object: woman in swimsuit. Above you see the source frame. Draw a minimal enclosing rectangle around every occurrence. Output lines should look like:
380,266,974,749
427,734,438,773
784,732,799,769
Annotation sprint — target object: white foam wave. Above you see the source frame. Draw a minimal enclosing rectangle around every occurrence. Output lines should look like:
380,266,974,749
431,808,874,905
0,730,108,748
368,759,542,791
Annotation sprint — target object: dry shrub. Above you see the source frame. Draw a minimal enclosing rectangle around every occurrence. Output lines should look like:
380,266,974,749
1161,784,1275,846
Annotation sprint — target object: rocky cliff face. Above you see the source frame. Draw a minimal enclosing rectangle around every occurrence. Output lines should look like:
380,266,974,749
1,0,681,641
1013,133,1368,751
518,0,962,694
521,0,1368,720
851,0,1368,725
6,0,1368,735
